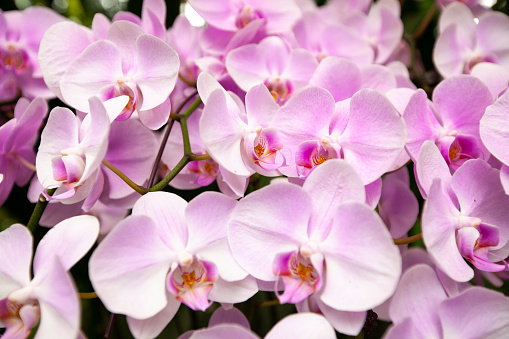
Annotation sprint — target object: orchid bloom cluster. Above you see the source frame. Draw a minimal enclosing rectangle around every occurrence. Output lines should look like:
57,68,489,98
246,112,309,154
2,0,509,338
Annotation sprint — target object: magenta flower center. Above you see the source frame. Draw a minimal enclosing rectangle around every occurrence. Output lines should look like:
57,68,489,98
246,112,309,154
264,77,293,104
236,6,264,29
0,44,29,73
167,257,218,311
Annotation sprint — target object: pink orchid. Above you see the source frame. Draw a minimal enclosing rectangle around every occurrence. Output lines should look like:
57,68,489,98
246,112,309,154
36,96,117,205
0,97,47,206
0,216,99,338
180,312,336,339
226,36,318,104
188,0,301,34
434,2,509,77
0,7,64,101
271,86,406,184
89,191,257,339
161,108,249,199
228,159,401,335
480,90,509,194
378,167,419,240
418,144,509,282
198,72,285,177
386,264,509,338
292,11,375,66
404,75,493,172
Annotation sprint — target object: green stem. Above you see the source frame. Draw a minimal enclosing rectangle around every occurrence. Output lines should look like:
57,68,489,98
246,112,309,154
181,97,202,119
149,155,190,192
102,159,148,195
147,90,198,188
413,2,437,40
27,188,55,233
180,117,192,155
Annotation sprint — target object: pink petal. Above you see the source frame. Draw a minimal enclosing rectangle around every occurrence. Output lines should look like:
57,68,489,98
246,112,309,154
415,140,453,199
102,118,158,199
80,97,111,185
225,42,272,92
245,84,279,127
481,91,509,165
0,224,32,298
135,34,179,111
451,159,509,247
138,98,172,130
319,203,401,311
187,324,258,339
89,215,173,319
228,183,312,281
389,264,447,338
33,215,99,274
38,21,94,99
199,89,250,176
422,179,473,282
433,75,493,135
185,191,236,255
36,107,80,189
208,276,258,304
60,40,123,112
310,57,361,102
208,306,250,329
127,295,180,339
439,287,509,338
265,313,336,339
339,89,407,184
132,192,189,251
433,25,465,78
31,257,80,339
302,159,366,241
360,64,397,92
314,297,366,336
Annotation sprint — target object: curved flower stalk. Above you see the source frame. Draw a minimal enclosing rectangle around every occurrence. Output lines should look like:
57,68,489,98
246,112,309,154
89,191,257,339
161,108,249,199
228,159,401,335
418,143,509,282
0,97,47,206
0,216,99,338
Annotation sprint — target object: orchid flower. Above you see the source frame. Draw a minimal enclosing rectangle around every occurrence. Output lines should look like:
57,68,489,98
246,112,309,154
228,159,401,335
89,191,257,339
0,216,99,338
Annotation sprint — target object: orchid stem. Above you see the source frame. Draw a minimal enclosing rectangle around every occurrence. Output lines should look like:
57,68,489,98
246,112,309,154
79,292,98,299
148,155,190,192
180,116,192,155
26,188,55,233
147,90,198,188
181,96,202,119
393,233,423,245
101,159,148,195
258,299,280,308
147,96,203,192
413,2,437,40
